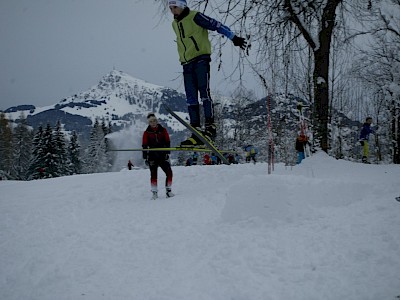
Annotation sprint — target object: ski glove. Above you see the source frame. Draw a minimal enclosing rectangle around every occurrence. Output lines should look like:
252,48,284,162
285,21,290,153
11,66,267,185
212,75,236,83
142,149,148,160
232,36,247,50
359,140,365,146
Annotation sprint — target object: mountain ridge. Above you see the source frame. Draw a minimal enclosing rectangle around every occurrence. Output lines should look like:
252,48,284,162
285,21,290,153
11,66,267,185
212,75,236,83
2,70,189,137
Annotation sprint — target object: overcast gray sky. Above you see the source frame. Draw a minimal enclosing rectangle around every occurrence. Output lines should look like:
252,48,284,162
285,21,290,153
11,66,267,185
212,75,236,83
0,0,261,111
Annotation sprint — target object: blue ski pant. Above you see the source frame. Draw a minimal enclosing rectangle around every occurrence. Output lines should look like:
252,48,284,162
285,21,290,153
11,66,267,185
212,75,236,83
297,151,305,164
183,59,214,127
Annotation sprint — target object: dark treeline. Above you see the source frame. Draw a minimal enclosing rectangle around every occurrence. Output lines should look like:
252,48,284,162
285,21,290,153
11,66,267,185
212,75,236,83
0,112,113,180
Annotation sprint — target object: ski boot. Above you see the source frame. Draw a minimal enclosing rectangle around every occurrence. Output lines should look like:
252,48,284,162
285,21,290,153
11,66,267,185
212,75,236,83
204,123,216,142
180,127,205,147
166,188,175,198
362,156,370,164
151,191,158,200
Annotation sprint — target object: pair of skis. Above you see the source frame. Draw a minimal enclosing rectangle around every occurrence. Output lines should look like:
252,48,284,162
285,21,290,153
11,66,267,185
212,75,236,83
110,104,230,165
163,105,230,164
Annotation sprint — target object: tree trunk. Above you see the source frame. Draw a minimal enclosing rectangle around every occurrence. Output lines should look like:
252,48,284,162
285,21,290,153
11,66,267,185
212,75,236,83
312,0,342,153
283,0,342,153
313,47,330,152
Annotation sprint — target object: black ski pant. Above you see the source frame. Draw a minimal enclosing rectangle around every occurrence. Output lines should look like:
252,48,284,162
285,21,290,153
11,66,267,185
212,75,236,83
149,159,173,192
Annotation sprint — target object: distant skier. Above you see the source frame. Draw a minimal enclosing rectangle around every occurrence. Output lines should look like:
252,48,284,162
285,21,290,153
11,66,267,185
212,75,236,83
244,145,258,164
127,160,134,170
203,153,212,165
211,153,218,165
227,153,235,164
192,152,198,165
235,153,241,164
168,0,247,146
185,157,193,166
359,117,376,164
295,134,308,164
142,113,174,200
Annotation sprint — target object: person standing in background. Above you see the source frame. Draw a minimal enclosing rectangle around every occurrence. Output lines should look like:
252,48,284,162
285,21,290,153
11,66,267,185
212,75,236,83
359,117,376,164
142,113,174,200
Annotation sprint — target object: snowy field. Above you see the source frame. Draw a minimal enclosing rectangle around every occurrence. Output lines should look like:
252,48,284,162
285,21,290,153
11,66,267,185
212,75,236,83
1,152,399,300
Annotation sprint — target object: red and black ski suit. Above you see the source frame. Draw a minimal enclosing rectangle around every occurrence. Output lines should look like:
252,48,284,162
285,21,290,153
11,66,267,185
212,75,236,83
142,124,173,192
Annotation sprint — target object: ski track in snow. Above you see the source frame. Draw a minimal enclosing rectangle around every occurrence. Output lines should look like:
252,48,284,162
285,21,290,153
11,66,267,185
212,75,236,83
1,153,400,300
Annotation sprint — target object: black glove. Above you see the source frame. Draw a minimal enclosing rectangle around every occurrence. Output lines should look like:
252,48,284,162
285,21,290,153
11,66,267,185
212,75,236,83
165,154,170,161
360,140,364,146
142,150,148,160
232,35,247,50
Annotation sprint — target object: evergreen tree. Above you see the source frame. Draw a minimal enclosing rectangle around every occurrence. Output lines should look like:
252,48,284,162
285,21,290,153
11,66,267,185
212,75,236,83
85,119,108,173
68,131,82,174
53,120,70,176
85,119,99,173
12,113,33,180
41,123,58,178
0,113,14,178
30,122,64,179
28,125,45,180
101,120,111,136
102,120,115,169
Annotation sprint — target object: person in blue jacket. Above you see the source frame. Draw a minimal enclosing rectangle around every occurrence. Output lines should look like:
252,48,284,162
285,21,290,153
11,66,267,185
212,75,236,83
359,117,375,163
168,0,247,146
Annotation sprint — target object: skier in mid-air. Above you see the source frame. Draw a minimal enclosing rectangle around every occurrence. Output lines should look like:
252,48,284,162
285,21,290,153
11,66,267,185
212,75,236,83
168,0,247,146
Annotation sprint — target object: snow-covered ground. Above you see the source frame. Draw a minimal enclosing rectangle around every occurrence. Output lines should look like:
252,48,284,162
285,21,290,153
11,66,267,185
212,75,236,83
1,152,399,300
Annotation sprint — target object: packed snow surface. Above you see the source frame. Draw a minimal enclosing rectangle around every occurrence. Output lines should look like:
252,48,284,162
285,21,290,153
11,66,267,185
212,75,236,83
1,152,399,300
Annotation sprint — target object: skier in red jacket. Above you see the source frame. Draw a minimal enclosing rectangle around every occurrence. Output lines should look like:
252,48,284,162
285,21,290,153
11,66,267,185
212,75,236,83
142,113,174,200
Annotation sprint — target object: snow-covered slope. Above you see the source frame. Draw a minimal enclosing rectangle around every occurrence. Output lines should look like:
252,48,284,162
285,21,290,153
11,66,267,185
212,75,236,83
1,152,399,300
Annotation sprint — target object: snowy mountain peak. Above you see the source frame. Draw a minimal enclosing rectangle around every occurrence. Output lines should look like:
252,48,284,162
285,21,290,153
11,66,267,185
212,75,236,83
96,70,164,98
3,70,187,135
63,70,165,107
